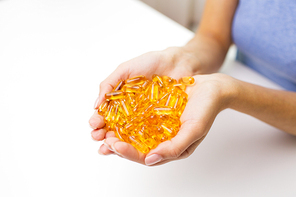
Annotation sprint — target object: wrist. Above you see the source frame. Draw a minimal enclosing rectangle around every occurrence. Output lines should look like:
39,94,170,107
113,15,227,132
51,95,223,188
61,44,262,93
162,46,201,76
220,76,241,111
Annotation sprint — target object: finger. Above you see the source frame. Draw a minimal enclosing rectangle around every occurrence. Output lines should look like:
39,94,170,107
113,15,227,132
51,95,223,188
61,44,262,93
91,128,107,141
98,143,114,155
146,135,206,166
105,137,146,164
89,111,105,129
105,131,116,138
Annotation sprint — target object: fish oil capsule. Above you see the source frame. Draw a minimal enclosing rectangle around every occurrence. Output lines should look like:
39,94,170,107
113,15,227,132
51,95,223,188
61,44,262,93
179,76,195,86
154,107,174,115
149,82,159,102
126,93,136,107
104,102,114,121
98,100,109,115
125,75,146,85
161,123,177,137
105,91,125,101
165,93,178,108
128,135,149,153
119,98,133,117
114,124,127,142
113,80,125,91
141,80,151,91
112,104,120,122
122,85,142,93
173,83,186,91
162,76,177,87
152,74,164,87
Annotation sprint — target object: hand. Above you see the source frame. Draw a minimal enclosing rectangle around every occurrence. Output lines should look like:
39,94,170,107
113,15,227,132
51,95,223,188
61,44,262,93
89,47,201,144
94,73,239,166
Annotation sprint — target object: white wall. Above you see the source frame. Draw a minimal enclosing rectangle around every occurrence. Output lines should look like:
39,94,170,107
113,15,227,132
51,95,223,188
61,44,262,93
141,0,206,29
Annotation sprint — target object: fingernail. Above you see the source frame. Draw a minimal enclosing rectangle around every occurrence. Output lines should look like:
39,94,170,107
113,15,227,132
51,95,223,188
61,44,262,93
145,154,163,166
94,97,100,109
111,143,123,157
103,142,114,152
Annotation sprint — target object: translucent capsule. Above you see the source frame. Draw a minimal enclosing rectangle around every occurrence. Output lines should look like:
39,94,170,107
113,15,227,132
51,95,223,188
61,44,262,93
173,83,186,91
152,74,164,87
154,107,174,115
104,102,114,121
128,135,149,153
149,82,159,102
122,85,142,93
179,76,195,86
161,123,177,137
114,124,127,142
113,80,125,91
126,93,136,107
162,76,177,87
98,100,109,115
141,80,151,91
105,91,125,101
112,104,120,122
119,98,133,117
125,75,146,85
165,93,177,108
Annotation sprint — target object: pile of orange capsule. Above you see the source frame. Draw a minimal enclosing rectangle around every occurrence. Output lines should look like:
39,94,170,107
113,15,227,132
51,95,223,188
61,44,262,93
97,75,195,153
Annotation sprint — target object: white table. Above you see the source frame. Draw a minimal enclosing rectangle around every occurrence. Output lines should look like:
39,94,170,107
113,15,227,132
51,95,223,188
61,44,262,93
1,1,295,197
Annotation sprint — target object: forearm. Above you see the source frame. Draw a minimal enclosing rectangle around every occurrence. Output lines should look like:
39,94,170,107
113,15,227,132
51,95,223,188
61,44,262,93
183,34,228,74
230,80,296,135
182,0,238,74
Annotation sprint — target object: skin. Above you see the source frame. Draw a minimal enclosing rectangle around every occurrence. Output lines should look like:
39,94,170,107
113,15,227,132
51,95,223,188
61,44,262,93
89,0,296,166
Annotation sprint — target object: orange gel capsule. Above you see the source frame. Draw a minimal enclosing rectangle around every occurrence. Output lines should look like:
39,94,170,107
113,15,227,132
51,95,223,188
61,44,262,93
112,104,120,122
153,107,174,115
179,76,195,86
114,124,126,142
105,91,125,101
152,74,164,87
105,102,115,121
141,80,151,91
162,76,177,86
161,123,176,137
122,85,142,93
113,80,125,91
165,93,177,108
173,83,186,91
128,136,149,153
98,100,109,115
149,82,159,102
125,75,146,85
119,98,133,117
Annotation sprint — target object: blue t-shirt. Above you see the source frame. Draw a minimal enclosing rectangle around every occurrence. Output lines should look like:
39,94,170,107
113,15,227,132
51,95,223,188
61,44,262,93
232,0,296,91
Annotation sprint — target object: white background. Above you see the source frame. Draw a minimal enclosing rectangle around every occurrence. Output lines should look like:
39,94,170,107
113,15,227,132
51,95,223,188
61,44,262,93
0,1,296,197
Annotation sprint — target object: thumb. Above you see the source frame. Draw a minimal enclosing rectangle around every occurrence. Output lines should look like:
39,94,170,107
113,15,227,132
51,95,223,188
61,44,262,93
144,119,205,166
94,65,130,109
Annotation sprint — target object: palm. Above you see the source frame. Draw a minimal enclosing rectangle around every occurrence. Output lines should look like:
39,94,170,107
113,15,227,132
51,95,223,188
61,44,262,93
114,50,194,83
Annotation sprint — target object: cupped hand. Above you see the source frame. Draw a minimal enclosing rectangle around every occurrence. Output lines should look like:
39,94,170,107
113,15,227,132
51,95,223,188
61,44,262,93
89,47,200,142
93,73,239,166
